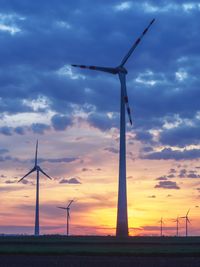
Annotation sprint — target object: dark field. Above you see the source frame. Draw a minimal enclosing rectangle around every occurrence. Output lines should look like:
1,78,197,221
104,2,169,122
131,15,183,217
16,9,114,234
1,236,200,266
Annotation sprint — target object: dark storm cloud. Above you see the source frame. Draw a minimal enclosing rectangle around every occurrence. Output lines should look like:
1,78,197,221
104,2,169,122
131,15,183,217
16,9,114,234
155,180,180,189
0,0,200,152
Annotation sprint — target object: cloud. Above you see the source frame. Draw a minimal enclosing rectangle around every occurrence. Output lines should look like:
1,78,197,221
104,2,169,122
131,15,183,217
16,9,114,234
59,177,81,184
31,123,50,134
155,181,180,189
147,195,156,198
155,176,168,181
159,123,200,148
14,126,25,135
143,148,200,160
135,130,153,144
81,168,92,172
38,157,78,164
87,112,119,131
178,168,187,178
4,179,16,184
51,114,73,131
169,168,176,174
0,126,12,136
104,147,119,154
187,173,200,179
0,148,9,154
167,174,175,178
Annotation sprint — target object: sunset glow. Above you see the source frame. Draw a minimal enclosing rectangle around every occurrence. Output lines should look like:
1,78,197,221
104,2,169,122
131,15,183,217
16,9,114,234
0,1,200,237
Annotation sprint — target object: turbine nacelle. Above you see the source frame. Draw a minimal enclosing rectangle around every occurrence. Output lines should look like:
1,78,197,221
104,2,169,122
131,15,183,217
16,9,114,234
116,66,128,74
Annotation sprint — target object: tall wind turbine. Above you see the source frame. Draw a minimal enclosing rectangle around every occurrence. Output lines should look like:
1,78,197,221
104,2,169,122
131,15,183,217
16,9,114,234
180,209,191,237
18,140,52,236
58,200,74,236
72,19,155,237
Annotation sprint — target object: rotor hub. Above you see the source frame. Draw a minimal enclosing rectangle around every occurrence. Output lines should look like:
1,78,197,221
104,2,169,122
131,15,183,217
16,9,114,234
116,66,128,74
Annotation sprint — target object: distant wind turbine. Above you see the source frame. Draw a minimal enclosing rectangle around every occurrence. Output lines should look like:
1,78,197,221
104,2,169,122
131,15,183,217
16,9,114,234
58,200,74,236
158,217,164,236
180,209,191,237
18,140,52,236
172,216,180,237
72,19,155,237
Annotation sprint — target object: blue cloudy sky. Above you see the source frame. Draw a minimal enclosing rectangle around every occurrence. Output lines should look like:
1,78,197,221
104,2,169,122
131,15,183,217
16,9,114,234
0,1,200,236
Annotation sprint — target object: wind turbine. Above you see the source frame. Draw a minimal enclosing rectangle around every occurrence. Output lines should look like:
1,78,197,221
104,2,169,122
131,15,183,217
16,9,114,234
72,19,155,237
172,216,180,236
180,209,191,237
18,140,52,236
158,217,164,236
58,200,74,236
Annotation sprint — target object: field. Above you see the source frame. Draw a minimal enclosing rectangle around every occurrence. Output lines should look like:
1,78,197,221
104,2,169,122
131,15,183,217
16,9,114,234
1,236,200,266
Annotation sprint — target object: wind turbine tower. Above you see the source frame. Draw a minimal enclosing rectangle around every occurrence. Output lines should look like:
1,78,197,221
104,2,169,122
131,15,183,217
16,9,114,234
18,140,52,236
72,19,155,237
180,209,191,237
58,200,74,236
159,217,164,237
173,217,180,237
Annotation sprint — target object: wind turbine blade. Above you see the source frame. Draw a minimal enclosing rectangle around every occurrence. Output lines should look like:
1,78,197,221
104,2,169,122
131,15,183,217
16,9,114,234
120,18,155,67
35,140,38,166
71,64,117,74
119,73,133,125
186,209,190,216
18,167,36,183
67,200,74,208
39,167,52,180
57,207,67,210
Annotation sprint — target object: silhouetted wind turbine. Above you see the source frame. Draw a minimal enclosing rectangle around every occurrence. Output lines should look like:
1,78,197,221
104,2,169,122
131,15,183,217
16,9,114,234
58,200,74,236
18,140,52,236
158,217,164,236
72,19,155,237
180,209,191,237
172,216,180,236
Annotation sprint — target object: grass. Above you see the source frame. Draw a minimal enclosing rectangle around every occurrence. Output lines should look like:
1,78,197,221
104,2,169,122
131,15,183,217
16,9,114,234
1,236,200,256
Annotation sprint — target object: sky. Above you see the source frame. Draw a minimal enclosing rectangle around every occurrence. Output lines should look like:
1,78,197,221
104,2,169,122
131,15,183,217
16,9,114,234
0,0,200,236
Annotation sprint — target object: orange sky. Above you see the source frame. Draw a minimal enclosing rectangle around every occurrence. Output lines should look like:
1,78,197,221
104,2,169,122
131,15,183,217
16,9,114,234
0,124,199,236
